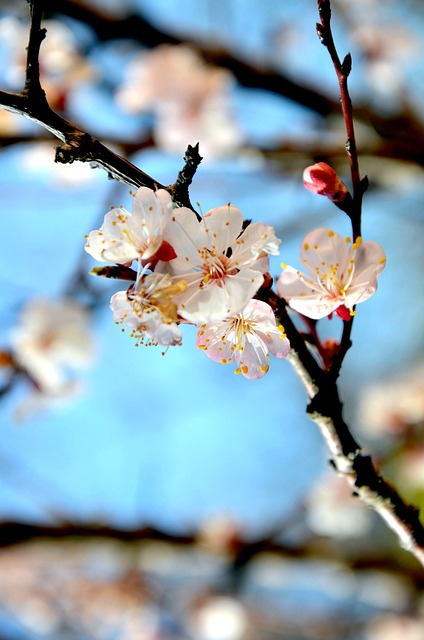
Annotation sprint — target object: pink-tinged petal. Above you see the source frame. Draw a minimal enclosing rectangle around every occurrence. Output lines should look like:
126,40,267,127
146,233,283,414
196,321,235,363
221,269,264,315
85,210,139,263
196,299,290,379
277,270,339,319
343,241,386,306
300,227,351,280
161,207,207,268
350,240,386,283
231,222,281,266
288,296,339,320
202,204,243,253
277,267,321,298
178,269,260,323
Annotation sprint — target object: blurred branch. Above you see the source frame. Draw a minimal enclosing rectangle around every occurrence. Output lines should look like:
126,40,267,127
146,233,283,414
1,519,423,589
41,0,424,167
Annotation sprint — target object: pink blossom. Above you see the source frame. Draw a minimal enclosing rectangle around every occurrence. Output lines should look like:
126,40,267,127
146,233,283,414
110,272,186,346
85,187,177,266
196,299,290,379
156,204,281,323
10,298,93,396
116,44,242,157
277,227,386,319
303,163,350,203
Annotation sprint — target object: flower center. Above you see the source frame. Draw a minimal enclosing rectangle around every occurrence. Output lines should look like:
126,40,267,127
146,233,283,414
202,254,237,285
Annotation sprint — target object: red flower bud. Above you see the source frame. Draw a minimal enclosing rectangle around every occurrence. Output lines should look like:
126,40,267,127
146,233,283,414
303,163,350,203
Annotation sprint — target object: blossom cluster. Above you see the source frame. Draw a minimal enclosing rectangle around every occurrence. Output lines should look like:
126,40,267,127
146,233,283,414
85,187,289,378
85,175,386,379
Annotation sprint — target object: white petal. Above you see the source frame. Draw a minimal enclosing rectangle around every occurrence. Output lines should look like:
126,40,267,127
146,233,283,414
85,209,139,263
300,228,350,280
202,204,243,254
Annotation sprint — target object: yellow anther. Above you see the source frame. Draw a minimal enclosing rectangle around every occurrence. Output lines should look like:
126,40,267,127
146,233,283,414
379,257,386,264
281,262,287,269
234,368,241,375
259,365,269,374
241,365,248,374
328,230,335,237
304,242,310,250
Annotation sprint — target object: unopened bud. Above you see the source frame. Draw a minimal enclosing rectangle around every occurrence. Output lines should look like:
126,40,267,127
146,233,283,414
303,163,350,203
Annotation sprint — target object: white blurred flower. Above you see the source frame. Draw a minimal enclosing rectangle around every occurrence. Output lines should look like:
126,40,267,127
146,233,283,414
366,614,424,640
305,472,371,538
0,16,93,108
116,44,243,157
191,596,248,640
358,363,424,437
10,298,93,397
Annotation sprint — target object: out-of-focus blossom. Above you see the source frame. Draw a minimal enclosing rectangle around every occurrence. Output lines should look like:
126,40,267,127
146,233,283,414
196,299,290,379
10,298,93,398
305,472,372,538
0,16,93,111
352,22,421,108
303,162,350,204
85,187,177,266
358,363,424,437
190,596,248,640
277,227,386,320
116,44,243,157
158,204,280,323
110,272,186,347
366,614,424,640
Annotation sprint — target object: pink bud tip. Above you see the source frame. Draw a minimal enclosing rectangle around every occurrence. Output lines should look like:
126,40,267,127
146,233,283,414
303,163,350,202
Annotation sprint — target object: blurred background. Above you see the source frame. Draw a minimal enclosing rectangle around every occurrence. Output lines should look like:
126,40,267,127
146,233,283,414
0,0,423,638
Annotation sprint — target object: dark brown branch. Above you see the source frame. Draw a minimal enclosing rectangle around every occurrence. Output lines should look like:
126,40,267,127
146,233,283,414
0,0,201,205
169,142,203,213
316,0,363,238
1,519,423,589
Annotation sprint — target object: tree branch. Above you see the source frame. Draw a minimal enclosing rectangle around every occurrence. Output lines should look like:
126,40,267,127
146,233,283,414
0,0,200,205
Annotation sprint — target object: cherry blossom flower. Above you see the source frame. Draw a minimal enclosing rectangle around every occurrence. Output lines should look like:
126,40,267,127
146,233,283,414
277,227,386,320
157,204,281,324
196,299,290,379
110,272,187,346
10,298,93,397
85,187,177,266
